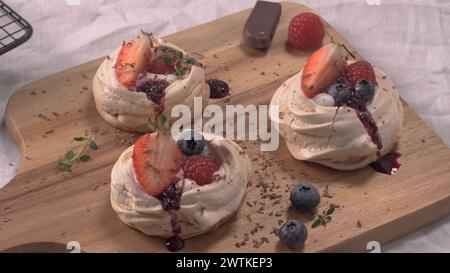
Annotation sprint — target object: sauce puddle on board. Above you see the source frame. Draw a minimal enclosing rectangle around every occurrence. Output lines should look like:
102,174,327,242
370,152,402,175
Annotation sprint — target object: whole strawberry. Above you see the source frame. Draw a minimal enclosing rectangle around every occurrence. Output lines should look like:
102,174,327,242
183,155,219,186
288,12,325,50
344,61,377,86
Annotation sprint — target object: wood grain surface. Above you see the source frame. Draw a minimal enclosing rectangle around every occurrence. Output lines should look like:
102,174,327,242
1,2,450,253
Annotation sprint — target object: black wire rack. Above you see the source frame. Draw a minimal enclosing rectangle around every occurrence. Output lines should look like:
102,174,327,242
0,1,32,55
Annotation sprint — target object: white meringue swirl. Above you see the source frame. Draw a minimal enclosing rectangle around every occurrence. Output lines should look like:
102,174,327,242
270,66,403,170
93,37,210,133
110,136,252,239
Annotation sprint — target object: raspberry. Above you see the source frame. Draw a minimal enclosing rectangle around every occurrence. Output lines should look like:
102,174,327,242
183,155,219,186
344,61,377,86
288,12,325,50
148,58,175,75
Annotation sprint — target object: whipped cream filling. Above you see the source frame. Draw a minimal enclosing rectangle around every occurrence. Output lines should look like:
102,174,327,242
269,65,403,171
110,136,252,239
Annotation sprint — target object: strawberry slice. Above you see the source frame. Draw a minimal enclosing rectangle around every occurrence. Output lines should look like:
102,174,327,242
132,133,185,196
301,43,347,98
115,33,153,88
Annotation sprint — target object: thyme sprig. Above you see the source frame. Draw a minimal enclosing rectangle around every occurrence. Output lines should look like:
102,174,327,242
57,134,97,172
311,204,337,229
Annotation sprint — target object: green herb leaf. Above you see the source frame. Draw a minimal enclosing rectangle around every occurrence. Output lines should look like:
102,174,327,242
177,51,184,61
158,115,168,130
175,66,186,76
64,164,72,172
58,159,67,166
79,155,91,162
73,137,87,141
311,219,322,229
65,150,75,160
57,159,72,172
163,53,173,65
89,141,98,150
325,216,332,222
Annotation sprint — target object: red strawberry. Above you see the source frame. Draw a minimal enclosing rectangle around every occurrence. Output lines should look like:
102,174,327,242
301,43,347,98
288,12,325,50
148,58,175,75
132,133,185,196
115,33,153,88
344,61,377,86
183,155,219,186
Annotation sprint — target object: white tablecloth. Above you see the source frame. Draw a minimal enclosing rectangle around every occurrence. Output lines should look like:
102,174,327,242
1,0,449,253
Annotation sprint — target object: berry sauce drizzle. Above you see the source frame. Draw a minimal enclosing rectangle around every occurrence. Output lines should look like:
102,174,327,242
344,95,382,150
156,181,185,252
341,93,401,175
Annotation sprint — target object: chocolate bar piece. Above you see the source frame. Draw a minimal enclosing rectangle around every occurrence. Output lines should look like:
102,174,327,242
243,1,281,50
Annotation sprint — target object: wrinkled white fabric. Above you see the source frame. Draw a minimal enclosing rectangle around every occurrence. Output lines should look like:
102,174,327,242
1,0,449,252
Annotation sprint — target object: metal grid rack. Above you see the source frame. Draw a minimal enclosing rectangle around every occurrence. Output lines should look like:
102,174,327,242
0,1,32,55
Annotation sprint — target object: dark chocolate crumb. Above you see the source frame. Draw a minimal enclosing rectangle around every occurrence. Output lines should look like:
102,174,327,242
356,220,362,228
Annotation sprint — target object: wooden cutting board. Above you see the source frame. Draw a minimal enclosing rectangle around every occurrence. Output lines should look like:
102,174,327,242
2,2,450,253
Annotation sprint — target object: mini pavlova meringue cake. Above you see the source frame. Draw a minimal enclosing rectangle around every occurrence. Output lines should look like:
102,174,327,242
110,129,251,251
93,32,210,133
270,43,403,171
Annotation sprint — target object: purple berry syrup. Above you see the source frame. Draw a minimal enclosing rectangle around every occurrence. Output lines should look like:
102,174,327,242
344,95,382,150
156,181,185,252
341,91,401,175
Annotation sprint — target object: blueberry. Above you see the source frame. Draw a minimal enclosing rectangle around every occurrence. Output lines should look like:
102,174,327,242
336,76,347,85
354,80,375,103
207,79,230,99
177,130,205,156
327,83,348,98
279,219,308,249
334,88,353,106
290,182,320,213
